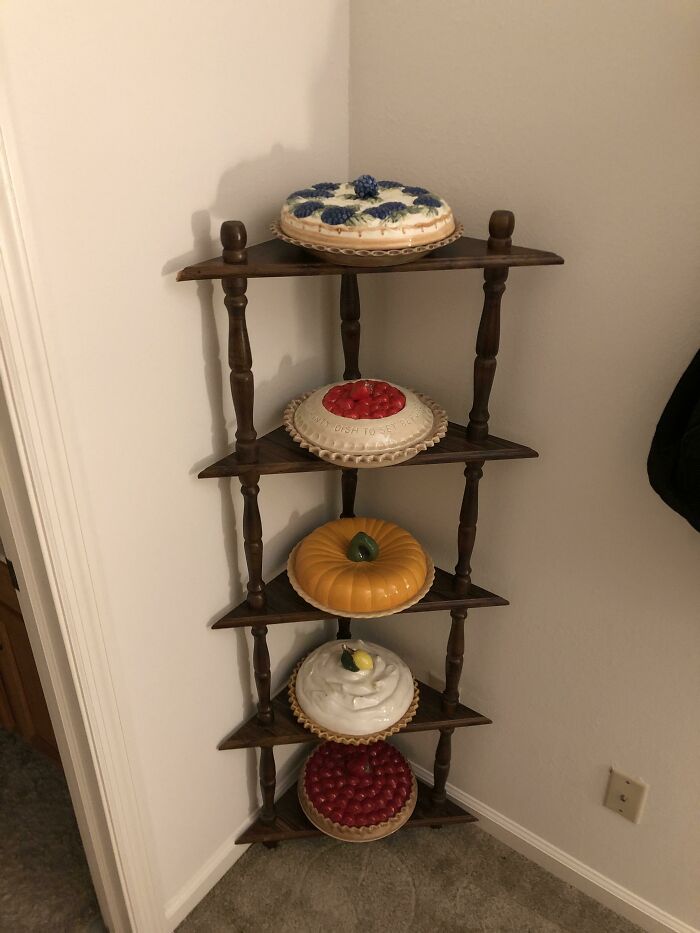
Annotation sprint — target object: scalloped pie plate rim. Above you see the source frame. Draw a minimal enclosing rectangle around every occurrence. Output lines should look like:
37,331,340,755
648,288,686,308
271,221,464,267
283,390,449,469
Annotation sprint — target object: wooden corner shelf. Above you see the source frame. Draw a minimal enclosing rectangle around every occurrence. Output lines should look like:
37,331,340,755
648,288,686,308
178,209,563,844
178,234,563,281
212,565,508,629
219,678,490,750
237,776,476,845
198,421,537,478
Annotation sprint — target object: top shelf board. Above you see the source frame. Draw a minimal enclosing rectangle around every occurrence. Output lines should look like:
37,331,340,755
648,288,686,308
177,235,564,281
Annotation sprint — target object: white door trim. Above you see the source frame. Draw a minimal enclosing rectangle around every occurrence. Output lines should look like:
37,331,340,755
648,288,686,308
0,113,164,932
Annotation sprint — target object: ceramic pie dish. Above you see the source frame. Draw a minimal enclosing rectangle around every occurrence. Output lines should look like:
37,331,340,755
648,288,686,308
288,641,420,745
276,174,459,266
298,740,417,841
283,379,448,468
287,517,434,619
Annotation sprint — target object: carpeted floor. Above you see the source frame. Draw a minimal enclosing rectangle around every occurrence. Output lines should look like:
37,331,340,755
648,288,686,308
178,822,643,933
0,727,104,932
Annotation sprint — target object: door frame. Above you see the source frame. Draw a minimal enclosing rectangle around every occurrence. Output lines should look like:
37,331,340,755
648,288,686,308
0,117,165,931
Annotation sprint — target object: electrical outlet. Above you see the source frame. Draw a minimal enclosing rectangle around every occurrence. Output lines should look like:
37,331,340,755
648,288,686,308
604,768,648,823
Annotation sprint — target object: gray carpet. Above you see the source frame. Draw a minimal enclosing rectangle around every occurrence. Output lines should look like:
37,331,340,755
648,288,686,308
178,824,643,933
0,727,103,932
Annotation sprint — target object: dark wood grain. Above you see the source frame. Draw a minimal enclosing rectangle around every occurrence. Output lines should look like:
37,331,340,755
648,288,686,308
236,775,476,844
443,610,467,717
252,625,272,724
259,746,276,824
198,421,537,478
178,234,563,281
211,565,508,629
336,617,352,640
466,211,514,442
340,274,361,379
432,729,454,806
218,677,491,750
454,461,484,597
340,468,358,518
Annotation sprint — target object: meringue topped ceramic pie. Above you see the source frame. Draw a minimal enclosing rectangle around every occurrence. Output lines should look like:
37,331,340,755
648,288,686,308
284,378,448,467
291,638,417,739
298,740,417,841
279,175,455,250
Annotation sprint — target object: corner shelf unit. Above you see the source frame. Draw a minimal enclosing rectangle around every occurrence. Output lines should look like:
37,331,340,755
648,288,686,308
178,212,563,846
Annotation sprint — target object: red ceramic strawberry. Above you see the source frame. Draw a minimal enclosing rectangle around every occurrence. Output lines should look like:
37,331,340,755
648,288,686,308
300,740,415,839
322,380,406,419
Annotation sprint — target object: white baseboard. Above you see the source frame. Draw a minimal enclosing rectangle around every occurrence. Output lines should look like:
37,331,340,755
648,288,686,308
163,755,302,930
410,762,698,933
164,754,697,933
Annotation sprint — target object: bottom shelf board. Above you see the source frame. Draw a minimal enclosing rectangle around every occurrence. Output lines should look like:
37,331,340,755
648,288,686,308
237,776,476,845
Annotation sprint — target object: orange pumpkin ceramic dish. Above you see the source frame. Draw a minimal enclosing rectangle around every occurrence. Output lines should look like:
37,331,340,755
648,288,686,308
287,517,434,618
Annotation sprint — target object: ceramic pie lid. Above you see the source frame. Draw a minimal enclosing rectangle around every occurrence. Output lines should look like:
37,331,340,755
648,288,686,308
279,175,455,250
289,379,437,456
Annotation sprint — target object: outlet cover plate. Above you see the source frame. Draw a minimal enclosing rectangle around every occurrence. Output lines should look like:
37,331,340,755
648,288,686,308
604,768,648,823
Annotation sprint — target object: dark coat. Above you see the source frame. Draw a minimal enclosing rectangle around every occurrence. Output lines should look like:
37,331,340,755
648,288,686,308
647,350,700,532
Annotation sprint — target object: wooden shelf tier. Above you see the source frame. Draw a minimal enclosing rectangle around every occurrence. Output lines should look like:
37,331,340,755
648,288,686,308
212,565,508,629
237,776,476,845
199,421,537,478
177,234,564,281
220,678,490,750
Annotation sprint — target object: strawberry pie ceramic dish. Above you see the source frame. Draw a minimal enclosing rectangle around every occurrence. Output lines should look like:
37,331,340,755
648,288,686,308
273,174,461,266
288,638,419,743
298,740,417,841
284,378,447,468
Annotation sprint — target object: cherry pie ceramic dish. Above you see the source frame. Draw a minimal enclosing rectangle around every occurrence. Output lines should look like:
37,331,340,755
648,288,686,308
298,740,417,841
283,378,448,468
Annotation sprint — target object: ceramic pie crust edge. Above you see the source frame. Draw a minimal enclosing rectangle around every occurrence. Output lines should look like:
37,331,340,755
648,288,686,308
297,757,418,842
288,658,420,745
283,390,448,469
287,542,435,619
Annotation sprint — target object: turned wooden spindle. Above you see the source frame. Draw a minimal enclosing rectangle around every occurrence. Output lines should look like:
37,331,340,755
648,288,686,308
443,609,467,716
221,222,266,613
259,746,277,824
432,729,454,806
454,461,484,597
340,274,361,380
466,211,515,442
338,273,360,642
252,624,272,724
340,468,358,519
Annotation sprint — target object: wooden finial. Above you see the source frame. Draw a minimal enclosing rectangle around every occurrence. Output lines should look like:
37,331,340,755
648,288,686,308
487,210,515,251
221,220,247,264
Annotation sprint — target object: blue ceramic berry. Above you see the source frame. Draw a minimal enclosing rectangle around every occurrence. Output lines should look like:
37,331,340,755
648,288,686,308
402,186,429,196
413,195,442,209
321,205,358,225
292,200,324,218
288,188,322,200
353,174,379,199
362,201,406,220
312,182,340,191
377,180,403,189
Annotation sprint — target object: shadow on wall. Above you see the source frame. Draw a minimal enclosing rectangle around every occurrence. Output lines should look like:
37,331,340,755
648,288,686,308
160,16,347,813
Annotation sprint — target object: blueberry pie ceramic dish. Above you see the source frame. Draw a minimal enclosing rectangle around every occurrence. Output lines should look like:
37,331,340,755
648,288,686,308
274,175,461,266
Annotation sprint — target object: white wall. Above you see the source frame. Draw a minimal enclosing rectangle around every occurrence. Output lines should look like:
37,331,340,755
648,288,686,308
0,0,348,921
350,1,700,929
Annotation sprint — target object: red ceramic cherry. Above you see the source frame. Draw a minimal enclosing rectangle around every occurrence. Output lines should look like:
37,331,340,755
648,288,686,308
321,380,406,419
304,740,413,829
